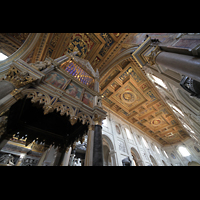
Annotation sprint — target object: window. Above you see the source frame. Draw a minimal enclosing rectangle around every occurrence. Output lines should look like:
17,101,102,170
0,52,8,61
163,150,169,158
125,128,132,140
155,145,160,154
172,105,184,116
178,146,190,157
152,75,167,89
102,119,107,126
141,137,149,149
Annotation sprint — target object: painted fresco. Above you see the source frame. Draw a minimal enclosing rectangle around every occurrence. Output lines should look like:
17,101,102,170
66,82,83,100
82,91,93,107
44,72,67,89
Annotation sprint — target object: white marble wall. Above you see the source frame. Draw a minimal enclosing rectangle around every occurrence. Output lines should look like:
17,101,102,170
102,107,173,166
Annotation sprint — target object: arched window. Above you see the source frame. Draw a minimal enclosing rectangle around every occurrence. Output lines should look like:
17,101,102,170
0,52,8,61
141,137,149,149
155,145,160,154
178,146,190,157
125,128,132,140
152,75,168,89
102,119,107,126
163,150,169,158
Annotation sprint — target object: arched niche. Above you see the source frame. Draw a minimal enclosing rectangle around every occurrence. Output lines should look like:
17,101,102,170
102,134,116,166
150,155,158,166
131,147,142,166
103,145,111,166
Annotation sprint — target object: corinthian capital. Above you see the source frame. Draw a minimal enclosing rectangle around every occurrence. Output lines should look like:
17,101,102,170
3,66,36,88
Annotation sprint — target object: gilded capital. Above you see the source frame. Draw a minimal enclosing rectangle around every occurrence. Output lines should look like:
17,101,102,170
143,45,161,66
131,37,162,68
93,114,104,126
3,66,36,88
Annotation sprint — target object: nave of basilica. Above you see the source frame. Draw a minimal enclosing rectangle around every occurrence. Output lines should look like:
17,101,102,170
0,33,200,166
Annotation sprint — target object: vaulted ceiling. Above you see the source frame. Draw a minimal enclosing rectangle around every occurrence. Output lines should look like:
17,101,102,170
0,33,190,145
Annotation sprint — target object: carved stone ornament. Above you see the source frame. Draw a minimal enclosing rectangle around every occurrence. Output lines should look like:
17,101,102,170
144,45,161,66
3,66,36,88
30,58,52,71
23,88,93,126
10,88,24,100
93,113,105,125
43,104,54,115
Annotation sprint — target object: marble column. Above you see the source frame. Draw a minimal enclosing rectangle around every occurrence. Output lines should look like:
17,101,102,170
61,147,72,166
0,80,15,100
155,51,200,82
84,127,94,166
93,125,103,166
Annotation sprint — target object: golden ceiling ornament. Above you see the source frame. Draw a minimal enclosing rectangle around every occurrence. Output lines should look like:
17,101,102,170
121,91,136,104
151,118,162,126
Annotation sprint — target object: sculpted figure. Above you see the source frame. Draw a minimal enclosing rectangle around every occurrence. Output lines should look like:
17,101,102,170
31,59,52,71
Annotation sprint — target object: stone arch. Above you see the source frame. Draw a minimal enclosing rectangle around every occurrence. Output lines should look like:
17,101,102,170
0,33,41,71
150,155,158,166
102,134,116,166
131,147,142,166
102,134,114,151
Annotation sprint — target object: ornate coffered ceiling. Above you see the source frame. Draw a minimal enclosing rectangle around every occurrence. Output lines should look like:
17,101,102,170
100,59,189,145
0,33,190,146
